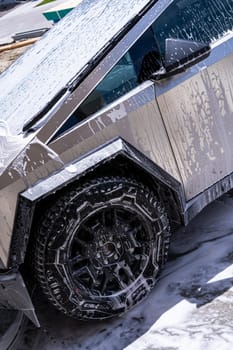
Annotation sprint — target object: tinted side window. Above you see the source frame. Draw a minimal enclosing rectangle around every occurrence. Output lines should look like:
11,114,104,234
152,0,233,54
55,27,160,137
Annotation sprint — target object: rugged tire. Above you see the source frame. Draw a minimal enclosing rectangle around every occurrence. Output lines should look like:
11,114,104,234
34,177,170,320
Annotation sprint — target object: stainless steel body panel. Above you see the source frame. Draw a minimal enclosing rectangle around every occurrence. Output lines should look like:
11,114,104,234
50,82,181,181
0,271,39,327
22,138,182,205
0,81,180,268
0,142,63,266
157,32,233,200
0,0,175,268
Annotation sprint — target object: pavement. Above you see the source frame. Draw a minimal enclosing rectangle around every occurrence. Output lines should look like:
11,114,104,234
2,192,233,350
0,0,68,44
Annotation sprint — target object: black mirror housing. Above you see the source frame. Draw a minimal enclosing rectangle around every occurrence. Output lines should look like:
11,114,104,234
164,38,211,73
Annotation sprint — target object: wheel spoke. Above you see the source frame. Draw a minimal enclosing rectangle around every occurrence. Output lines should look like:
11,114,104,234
101,210,106,226
81,224,94,238
69,204,153,297
72,265,89,277
133,253,148,262
74,237,89,250
69,255,87,266
100,268,114,294
113,270,128,290
121,264,135,283
88,265,100,285
113,209,119,227
123,229,140,250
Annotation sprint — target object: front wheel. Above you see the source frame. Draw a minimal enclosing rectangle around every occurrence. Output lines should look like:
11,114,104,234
34,176,170,320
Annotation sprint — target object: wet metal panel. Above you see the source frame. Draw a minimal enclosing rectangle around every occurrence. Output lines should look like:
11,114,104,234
50,81,181,182
157,32,233,200
23,138,182,205
0,0,174,267
0,272,39,326
0,140,64,267
0,82,180,268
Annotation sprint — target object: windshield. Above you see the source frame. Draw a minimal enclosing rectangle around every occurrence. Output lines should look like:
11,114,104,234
0,0,153,135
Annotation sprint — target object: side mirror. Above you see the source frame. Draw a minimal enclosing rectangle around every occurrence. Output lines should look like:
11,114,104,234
165,38,211,73
151,38,211,80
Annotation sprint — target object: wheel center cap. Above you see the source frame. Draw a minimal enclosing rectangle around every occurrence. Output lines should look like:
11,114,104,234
102,242,116,257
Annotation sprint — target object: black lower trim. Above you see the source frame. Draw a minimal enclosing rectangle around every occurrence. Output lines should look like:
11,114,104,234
186,171,233,223
8,198,35,268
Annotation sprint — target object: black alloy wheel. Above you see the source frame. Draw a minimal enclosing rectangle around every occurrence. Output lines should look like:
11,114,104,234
34,176,170,320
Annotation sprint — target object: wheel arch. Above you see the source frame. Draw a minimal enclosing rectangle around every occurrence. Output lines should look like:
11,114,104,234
9,138,185,268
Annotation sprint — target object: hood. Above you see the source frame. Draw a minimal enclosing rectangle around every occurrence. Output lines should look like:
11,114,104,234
0,0,152,136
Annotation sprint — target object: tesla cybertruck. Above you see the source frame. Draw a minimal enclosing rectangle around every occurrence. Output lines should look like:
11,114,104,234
0,0,233,325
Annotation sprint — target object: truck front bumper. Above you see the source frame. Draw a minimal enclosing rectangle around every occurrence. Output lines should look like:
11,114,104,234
0,270,40,327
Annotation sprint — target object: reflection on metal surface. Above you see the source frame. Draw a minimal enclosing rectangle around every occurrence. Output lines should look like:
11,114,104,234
12,137,181,268
50,82,181,182
23,138,182,203
0,0,175,268
0,310,24,350
157,33,233,200
186,171,233,223
0,121,33,177
0,272,39,327
0,139,64,267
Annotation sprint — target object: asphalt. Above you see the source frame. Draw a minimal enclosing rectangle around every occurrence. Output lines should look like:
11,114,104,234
0,0,68,44
3,193,233,350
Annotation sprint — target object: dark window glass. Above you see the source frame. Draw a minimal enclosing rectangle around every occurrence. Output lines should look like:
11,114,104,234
152,0,233,55
55,27,160,137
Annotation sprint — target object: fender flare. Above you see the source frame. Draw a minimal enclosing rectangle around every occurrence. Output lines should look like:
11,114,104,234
9,138,186,267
